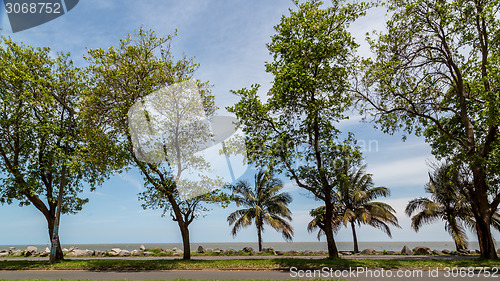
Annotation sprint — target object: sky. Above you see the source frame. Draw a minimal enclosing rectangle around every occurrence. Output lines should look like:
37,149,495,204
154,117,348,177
0,0,498,247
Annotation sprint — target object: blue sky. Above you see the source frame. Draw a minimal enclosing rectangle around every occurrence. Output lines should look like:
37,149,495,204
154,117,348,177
0,0,497,246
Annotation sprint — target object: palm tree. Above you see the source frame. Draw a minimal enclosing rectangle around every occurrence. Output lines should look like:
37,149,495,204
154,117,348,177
405,163,474,251
308,164,400,253
227,171,294,251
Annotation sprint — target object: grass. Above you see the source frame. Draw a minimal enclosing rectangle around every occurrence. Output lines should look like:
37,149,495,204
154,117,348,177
0,258,499,271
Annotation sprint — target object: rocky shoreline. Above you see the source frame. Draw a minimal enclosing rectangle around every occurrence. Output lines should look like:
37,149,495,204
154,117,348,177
0,245,493,258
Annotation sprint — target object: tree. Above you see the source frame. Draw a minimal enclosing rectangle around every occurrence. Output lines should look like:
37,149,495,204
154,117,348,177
0,37,112,261
227,171,293,251
307,164,399,253
83,28,228,260
228,0,368,259
406,163,500,251
356,0,500,258
334,164,399,253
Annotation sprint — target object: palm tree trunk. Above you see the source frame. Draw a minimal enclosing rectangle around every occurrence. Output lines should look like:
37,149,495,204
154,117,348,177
350,221,359,253
257,224,263,252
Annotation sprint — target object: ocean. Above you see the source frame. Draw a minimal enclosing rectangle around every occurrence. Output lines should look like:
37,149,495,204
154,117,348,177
0,241,486,252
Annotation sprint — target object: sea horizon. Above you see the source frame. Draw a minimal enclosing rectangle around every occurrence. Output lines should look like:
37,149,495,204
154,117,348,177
0,241,490,252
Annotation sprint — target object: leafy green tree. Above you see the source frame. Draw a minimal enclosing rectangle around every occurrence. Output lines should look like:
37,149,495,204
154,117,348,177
228,0,368,259
0,37,113,261
335,164,400,253
357,0,500,258
83,28,228,260
227,171,293,252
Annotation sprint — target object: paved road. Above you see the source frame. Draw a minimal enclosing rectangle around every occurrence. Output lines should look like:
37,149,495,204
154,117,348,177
0,269,497,280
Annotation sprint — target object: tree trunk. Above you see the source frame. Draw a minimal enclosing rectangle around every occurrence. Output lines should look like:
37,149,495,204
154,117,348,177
350,221,359,253
470,168,498,259
47,215,64,261
323,203,339,259
257,224,263,252
168,194,191,260
179,222,191,260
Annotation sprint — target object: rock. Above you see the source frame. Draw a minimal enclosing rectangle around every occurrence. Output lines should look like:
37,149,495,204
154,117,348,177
386,251,400,255
197,246,205,253
94,251,104,257
442,249,451,255
432,249,444,255
340,251,352,256
68,246,78,252
413,246,432,255
262,247,276,255
111,248,121,254
360,248,376,255
118,250,131,257
318,250,328,255
173,248,183,255
8,247,16,254
131,250,143,256
39,247,50,257
401,245,413,255
0,252,8,257
275,250,285,255
24,246,38,257
11,250,22,257
224,249,235,255
139,245,146,251
67,249,93,257
205,248,213,253
143,251,154,256
62,248,69,254
288,250,300,255
242,247,254,253
303,250,313,255
213,248,223,254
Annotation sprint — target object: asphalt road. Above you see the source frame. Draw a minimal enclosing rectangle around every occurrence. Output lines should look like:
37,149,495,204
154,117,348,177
0,269,498,280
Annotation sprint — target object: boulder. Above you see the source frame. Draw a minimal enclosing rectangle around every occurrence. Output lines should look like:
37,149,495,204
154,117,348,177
197,246,205,253
213,248,223,254
262,247,276,255
442,249,451,255
360,248,376,255
413,246,432,255
11,250,22,257
432,249,444,256
303,250,313,255
288,250,300,255
139,245,146,251
111,248,121,254
224,249,235,255
205,248,213,253
67,249,93,257
94,251,105,257
401,245,413,255
242,247,254,253
0,252,8,257
8,247,16,254
131,250,143,256
118,250,131,257
68,246,78,252
62,248,69,254
386,251,400,255
172,248,183,256
24,246,38,257
340,251,353,256
275,250,285,255
143,251,154,256
39,247,50,257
